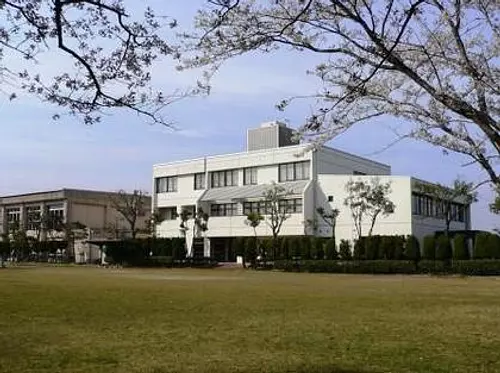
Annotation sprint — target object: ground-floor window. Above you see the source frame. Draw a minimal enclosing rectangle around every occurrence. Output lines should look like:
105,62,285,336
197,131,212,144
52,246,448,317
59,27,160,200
210,203,238,216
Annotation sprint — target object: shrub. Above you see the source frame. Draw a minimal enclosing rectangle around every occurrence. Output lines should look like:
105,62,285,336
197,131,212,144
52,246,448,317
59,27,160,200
474,232,490,259
364,235,381,260
279,237,290,260
453,260,500,276
452,234,469,260
172,238,187,261
234,237,246,258
244,237,258,266
353,237,366,260
259,237,273,259
436,235,452,261
311,237,325,259
339,240,352,260
486,233,500,259
324,239,338,260
379,236,395,259
290,236,302,259
405,235,421,262
393,237,405,260
147,256,173,267
301,236,312,260
418,260,449,274
423,235,436,260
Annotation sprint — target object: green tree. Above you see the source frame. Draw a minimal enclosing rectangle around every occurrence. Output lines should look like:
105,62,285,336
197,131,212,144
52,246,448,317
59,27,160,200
245,236,258,268
486,233,500,259
353,238,365,261
234,237,247,268
184,0,499,189
280,237,290,261
325,239,338,260
474,233,490,259
1,1,192,125
405,235,421,262
301,236,312,260
453,234,469,261
339,240,352,261
364,235,381,260
290,237,302,259
379,236,395,260
344,178,395,239
436,235,452,261
0,235,10,267
423,236,436,261
244,211,264,257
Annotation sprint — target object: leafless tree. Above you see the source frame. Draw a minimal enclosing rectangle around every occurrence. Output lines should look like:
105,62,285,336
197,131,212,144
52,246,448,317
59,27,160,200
109,190,148,239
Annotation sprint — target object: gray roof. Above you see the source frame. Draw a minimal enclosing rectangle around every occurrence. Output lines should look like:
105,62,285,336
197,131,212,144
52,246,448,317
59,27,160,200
200,180,309,202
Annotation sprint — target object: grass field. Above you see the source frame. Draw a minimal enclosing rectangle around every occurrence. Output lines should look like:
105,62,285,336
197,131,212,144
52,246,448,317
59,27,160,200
0,267,499,373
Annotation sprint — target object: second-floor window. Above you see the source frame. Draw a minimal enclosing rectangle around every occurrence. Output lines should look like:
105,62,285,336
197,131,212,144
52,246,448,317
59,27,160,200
26,206,42,230
6,207,21,223
210,203,237,216
194,173,206,190
211,169,238,188
156,176,178,193
243,167,257,185
279,161,310,182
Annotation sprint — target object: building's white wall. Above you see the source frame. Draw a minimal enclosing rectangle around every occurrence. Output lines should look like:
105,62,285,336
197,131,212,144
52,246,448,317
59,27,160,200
258,165,279,184
315,175,413,242
317,148,391,176
302,180,315,235
155,174,205,208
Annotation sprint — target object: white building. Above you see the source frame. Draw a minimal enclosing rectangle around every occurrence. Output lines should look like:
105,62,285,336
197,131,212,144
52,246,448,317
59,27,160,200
152,122,471,261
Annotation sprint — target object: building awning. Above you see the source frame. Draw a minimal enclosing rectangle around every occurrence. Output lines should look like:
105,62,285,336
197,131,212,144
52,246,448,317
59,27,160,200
200,180,309,203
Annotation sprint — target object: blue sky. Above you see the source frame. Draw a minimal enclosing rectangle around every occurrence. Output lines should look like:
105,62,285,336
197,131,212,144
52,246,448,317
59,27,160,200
1,0,498,231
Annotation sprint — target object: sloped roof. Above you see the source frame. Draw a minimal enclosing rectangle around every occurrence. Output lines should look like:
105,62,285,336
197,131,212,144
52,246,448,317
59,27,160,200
200,180,309,202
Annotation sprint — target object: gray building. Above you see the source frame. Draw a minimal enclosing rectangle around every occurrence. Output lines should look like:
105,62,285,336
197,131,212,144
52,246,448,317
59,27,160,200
0,189,151,242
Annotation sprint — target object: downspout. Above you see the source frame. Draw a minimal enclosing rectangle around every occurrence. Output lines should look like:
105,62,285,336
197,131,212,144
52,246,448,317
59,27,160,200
312,149,318,236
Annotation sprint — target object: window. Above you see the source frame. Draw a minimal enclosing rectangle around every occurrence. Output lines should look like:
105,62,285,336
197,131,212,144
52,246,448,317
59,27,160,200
243,201,269,215
328,196,334,202
6,207,21,223
353,171,366,175
412,193,466,222
243,199,303,215
47,203,65,229
26,206,42,230
278,199,303,214
243,167,257,185
278,161,310,182
210,169,238,188
194,173,206,190
210,203,237,217
156,176,178,193
159,207,177,221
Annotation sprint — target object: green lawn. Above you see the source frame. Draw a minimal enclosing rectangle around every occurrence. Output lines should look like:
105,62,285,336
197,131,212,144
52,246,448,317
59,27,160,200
0,267,499,373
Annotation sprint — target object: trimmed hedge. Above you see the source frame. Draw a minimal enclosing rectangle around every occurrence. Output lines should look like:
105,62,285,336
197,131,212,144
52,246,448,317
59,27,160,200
274,260,417,274
273,259,500,276
453,234,468,260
